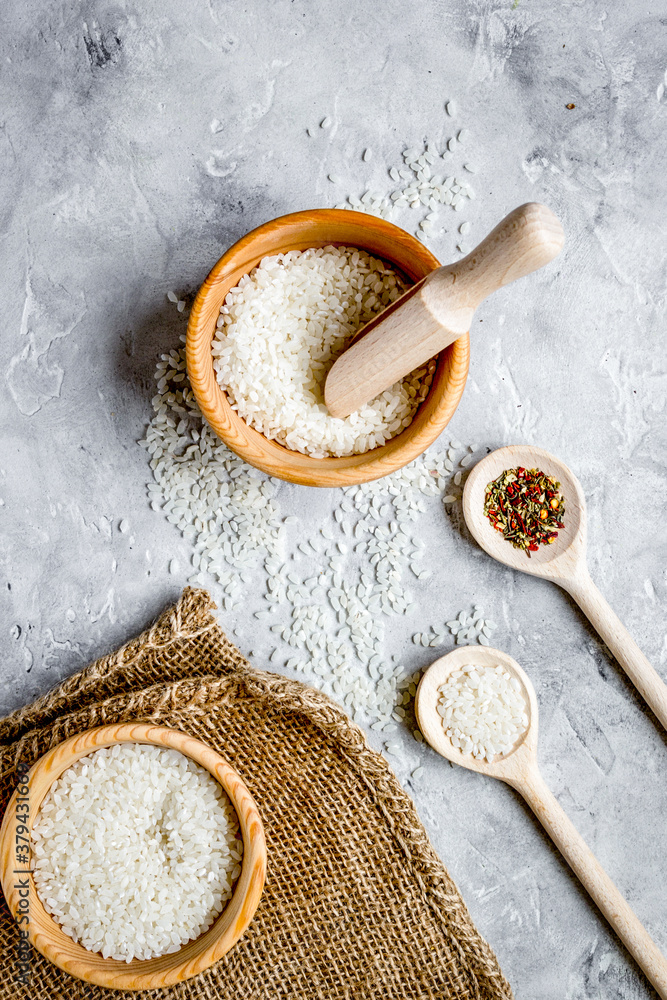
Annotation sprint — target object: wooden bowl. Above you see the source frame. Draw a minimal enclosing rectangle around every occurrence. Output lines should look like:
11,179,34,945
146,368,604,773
186,208,470,487
0,723,267,991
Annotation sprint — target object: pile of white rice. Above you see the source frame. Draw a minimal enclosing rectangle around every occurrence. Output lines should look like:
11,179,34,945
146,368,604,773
31,743,243,962
437,664,528,760
212,246,434,458
143,344,487,733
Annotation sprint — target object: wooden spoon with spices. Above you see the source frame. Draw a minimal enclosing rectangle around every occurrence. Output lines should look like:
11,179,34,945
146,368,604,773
415,646,667,999
462,444,667,730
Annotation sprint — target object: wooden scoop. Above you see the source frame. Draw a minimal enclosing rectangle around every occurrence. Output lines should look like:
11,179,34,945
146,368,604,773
462,444,667,730
415,646,667,998
324,203,564,418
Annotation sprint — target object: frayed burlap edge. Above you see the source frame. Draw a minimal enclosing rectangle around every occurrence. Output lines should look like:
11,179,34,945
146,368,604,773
0,588,513,1000
0,589,225,748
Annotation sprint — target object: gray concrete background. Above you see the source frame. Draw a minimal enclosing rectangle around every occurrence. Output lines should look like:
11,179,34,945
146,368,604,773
1,1,666,996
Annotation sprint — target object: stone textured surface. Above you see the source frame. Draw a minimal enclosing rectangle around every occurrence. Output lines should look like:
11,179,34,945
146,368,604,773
1,2,666,997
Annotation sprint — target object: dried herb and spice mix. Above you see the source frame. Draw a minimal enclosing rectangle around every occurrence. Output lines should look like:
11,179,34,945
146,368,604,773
483,467,565,556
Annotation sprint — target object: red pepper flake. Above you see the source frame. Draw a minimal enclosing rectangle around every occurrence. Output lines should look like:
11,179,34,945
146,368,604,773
483,467,566,557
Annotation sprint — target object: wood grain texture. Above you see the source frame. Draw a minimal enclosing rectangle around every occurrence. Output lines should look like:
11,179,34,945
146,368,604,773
462,444,667,730
415,648,667,999
0,723,267,991
324,203,564,418
185,208,469,487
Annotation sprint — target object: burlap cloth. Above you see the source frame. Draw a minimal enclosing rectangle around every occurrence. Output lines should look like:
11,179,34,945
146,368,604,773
0,588,513,1000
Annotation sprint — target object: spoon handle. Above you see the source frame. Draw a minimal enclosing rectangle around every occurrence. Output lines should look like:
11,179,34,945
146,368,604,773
513,764,667,997
429,202,565,313
563,570,667,730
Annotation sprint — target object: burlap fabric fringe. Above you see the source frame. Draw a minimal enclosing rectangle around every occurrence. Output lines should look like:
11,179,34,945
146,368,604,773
0,588,513,1000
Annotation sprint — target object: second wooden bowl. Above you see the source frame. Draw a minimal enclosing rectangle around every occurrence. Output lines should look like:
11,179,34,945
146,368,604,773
186,209,470,487
0,723,266,991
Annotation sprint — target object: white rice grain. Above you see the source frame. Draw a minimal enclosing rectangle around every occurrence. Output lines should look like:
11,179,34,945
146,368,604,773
212,247,433,458
32,744,243,963
437,664,528,759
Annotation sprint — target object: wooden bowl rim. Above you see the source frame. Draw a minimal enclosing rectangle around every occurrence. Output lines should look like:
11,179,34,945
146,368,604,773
186,208,470,487
0,723,267,990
